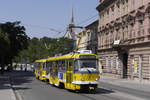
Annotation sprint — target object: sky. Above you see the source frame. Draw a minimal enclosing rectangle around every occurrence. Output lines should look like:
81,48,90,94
0,0,99,38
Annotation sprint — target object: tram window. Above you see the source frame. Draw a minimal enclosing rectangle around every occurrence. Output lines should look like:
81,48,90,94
57,61,61,71
62,60,66,70
67,60,73,71
46,62,51,67
43,63,46,70
74,60,79,71
34,63,38,69
46,62,51,70
80,60,97,68
56,61,59,70
49,62,53,72
46,62,51,73
36,63,40,70
35,63,39,70
58,60,66,71
69,61,72,66
40,63,43,69
51,61,57,76
38,64,40,69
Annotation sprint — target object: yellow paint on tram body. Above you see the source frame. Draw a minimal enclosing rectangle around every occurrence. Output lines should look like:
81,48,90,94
34,52,100,91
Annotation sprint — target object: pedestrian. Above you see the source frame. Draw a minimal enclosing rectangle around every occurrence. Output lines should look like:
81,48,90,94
24,65,27,72
20,65,23,71
14,65,17,70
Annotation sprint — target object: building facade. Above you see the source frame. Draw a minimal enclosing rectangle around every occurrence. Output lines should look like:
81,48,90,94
76,31,88,50
76,20,98,54
85,20,98,54
97,0,150,80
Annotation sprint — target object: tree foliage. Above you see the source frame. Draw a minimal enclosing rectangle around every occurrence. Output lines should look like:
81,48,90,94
0,21,29,71
15,37,74,63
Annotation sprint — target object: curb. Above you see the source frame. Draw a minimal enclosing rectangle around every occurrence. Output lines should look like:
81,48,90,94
7,82,17,100
9,76,22,100
0,76,18,100
99,79,150,93
10,89,17,100
13,89,23,100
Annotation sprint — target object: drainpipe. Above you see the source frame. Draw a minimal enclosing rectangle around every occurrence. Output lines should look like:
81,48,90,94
120,54,124,79
139,55,142,82
149,55,150,80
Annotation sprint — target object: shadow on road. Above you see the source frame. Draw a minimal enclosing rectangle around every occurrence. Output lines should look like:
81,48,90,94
12,86,31,91
9,70,34,91
0,70,34,90
66,87,115,100
95,87,114,94
0,76,11,90
10,70,33,82
68,87,114,95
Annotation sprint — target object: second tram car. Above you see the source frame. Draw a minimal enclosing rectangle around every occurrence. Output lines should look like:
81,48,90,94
34,59,47,81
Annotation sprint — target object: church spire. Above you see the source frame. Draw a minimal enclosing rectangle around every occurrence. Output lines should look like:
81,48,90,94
65,6,76,40
71,7,74,25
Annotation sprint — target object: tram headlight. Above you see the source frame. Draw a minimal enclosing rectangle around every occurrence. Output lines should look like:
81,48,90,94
96,76,100,81
96,78,99,81
81,78,85,81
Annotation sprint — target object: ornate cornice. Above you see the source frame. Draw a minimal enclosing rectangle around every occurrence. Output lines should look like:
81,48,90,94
96,0,117,12
99,4,150,32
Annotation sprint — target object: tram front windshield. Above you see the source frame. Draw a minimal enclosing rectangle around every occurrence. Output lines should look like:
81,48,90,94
79,59,97,69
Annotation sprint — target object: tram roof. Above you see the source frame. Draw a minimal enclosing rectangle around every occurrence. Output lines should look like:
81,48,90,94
46,53,96,61
35,59,47,63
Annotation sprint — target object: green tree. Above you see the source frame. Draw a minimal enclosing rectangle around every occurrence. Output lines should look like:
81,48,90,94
0,21,29,73
0,29,10,72
15,37,74,64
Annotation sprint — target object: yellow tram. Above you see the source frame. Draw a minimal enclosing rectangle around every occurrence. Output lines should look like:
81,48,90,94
46,50,100,91
34,59,47,81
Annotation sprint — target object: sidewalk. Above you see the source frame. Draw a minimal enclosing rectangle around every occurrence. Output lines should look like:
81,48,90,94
0,73,16,100
100,75,150,93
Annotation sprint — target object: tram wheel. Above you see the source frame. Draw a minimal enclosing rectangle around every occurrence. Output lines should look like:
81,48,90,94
59,82,64,89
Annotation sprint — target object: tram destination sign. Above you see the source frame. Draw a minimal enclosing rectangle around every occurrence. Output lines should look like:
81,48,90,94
80,55,96,59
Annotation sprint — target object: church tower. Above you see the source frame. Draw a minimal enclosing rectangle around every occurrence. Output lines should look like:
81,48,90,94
64,7,76,40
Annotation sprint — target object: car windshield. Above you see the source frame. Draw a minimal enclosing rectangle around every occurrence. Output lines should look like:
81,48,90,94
79,60,97,68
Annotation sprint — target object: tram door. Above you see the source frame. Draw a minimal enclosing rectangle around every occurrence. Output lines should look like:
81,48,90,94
66,60,73,88
39,63,43,76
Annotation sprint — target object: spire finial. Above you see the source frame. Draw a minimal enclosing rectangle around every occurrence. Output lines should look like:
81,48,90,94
71,5,74,25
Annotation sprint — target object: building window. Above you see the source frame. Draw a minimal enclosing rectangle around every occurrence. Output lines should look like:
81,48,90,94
106,57,109,72
107,9,109,22
116,1,120,17
111,6,114,20
138,20,144,37
125,0,128,14
132,0,135,10
126,26,129,40
111,57,114,69
129,24,134,39
116,56,119,73
122,0,125,15
122,31,125,41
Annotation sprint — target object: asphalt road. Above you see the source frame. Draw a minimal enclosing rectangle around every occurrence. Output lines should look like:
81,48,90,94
10,70,147,100
100,82,150,100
